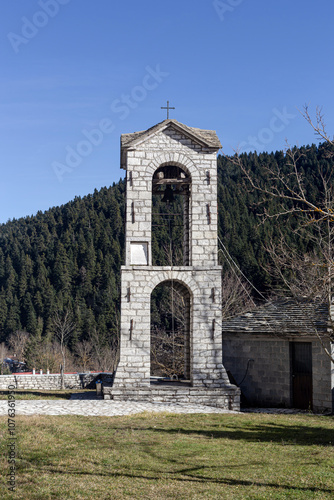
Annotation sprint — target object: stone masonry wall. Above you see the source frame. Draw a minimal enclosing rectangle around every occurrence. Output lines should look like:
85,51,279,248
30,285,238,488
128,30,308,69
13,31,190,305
332,343,334,411
104,385,240,411
124,128,219,267
0,373,113,391
116,267,231,389
312,340,333,412
114,121,240,406
223,336,291,408
223,335,333,412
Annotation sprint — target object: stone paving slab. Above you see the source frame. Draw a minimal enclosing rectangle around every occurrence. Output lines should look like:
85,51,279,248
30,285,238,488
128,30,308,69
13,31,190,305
0,400,238,417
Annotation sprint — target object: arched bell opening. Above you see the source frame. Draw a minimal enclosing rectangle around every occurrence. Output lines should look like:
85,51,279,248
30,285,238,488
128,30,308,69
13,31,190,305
152,164,191,266
150,279,191,384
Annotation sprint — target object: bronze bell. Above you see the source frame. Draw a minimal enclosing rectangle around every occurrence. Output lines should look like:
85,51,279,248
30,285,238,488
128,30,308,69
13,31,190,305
162,185,174,203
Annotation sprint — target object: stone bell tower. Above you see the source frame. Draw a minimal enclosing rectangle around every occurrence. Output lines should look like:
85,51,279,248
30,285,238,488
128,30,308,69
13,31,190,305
103,118,240,410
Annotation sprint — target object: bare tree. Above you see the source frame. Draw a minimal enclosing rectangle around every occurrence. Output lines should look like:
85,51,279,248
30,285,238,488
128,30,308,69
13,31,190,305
27,339,65,373
74,340,94,372
228,106,334,360
0,342,11,374
88,328,119,373
52,310,75,388
7,330,30,361
0,341,10,359
231,129,334,223
150,283,189,379
221,269,256,319
151,325,185,378
263,235,334,361
264,239,331,301
301,105,334,150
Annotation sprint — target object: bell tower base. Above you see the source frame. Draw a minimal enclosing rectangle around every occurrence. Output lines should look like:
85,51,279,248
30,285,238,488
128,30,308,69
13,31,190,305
103,384,240,411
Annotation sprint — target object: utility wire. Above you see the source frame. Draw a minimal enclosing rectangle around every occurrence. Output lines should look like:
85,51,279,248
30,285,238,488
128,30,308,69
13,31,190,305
218,236,266,301
217,236,318,339
218,246,257,308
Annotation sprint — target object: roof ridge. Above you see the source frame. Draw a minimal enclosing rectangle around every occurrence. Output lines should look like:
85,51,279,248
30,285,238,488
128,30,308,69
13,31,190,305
121,119,222,149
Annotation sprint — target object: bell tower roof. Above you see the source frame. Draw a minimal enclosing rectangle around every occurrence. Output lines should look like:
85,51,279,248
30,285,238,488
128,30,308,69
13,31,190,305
121,119,222,162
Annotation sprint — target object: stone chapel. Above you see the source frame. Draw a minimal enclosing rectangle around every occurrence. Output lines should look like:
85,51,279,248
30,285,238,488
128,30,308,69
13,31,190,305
103,118,240,410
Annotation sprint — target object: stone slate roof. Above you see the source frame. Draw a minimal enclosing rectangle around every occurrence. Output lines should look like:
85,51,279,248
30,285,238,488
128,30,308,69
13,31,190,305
221,299,331,338
121,119,222,150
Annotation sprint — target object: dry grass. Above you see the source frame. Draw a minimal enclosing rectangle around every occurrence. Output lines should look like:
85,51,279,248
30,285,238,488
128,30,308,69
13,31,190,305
0,412,333,499
0,390,95,400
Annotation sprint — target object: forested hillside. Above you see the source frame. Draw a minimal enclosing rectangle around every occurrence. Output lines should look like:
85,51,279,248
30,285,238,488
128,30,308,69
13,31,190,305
0,142,331,347
0,181,125,345
217,141,334,287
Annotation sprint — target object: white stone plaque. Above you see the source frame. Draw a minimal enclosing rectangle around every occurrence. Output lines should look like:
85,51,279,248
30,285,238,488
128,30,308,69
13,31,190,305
130,242,148,265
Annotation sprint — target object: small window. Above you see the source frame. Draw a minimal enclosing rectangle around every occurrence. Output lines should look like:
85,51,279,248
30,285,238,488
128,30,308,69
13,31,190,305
130,242,148,265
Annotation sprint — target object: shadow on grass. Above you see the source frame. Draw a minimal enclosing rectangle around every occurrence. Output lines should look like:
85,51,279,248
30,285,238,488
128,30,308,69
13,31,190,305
0,390,96,400
21,463,334,495
10,415,334,496
0,390,70,399
134,422,334,446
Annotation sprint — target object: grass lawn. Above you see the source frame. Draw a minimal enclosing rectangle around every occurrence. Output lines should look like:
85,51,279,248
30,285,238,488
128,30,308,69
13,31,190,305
0,390,95,400
0,412,333,499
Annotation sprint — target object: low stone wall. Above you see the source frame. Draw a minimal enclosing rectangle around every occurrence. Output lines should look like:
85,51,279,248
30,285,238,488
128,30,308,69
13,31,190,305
0,373,113,391
103,384,240,411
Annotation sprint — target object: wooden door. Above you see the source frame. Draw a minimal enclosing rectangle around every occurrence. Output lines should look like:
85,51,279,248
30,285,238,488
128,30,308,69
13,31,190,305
291,342,312,410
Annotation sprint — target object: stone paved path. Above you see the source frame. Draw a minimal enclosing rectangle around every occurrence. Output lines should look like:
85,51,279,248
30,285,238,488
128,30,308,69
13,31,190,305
0,391,314,416
0,399,238,416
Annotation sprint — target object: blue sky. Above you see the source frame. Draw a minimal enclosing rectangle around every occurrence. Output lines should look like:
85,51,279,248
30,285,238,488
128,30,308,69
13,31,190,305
1,0,334,223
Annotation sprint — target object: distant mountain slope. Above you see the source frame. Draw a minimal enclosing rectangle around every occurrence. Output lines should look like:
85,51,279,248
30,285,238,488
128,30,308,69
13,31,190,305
0,181,125,344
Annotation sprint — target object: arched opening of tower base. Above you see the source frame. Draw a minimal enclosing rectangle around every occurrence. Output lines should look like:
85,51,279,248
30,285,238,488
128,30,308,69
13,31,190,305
150,280,191,383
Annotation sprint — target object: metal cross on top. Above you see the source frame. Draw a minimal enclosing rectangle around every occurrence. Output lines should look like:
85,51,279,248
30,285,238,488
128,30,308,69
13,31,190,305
161,100,175,119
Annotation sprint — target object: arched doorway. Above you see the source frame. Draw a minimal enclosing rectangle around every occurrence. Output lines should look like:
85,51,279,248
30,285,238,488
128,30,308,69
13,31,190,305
152,164,191,266
150,280,191,381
